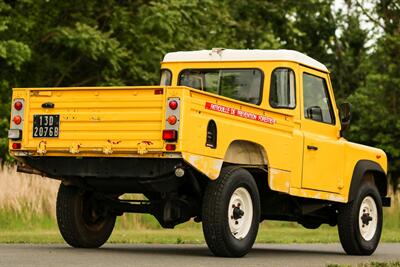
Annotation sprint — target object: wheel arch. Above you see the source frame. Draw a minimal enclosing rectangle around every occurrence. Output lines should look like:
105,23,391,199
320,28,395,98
224,140,268,166
182,140,268,181
348,160,388,202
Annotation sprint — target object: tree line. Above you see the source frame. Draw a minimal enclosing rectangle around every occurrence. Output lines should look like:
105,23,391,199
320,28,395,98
0,0,399,189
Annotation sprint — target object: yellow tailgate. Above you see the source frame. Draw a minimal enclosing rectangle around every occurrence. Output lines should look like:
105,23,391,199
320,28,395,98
20,86,166,155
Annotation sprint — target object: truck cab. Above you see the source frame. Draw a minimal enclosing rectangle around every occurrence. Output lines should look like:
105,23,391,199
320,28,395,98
9,49,389,257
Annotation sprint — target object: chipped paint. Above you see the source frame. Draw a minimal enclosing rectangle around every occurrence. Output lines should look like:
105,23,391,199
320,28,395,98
327,193,345,202
182,152,223,180
37,141,47,155
268,168,290,193
137,141,152,155
289,187,347,203
103,143,113,155
107,139,122,145
69,142,81,154
285,181,290,189
269,169,276,188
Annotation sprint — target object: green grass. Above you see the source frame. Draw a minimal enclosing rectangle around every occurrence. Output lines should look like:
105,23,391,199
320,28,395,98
1,215,400,244
1,166,399,244
0,209,55,231
0,197,399,244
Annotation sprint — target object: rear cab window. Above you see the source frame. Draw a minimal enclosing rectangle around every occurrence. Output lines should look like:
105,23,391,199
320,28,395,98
178,69,263,105
160,69,172,86
270,68,296,109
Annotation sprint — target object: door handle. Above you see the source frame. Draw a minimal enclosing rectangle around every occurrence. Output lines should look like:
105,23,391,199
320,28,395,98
307,145,318,151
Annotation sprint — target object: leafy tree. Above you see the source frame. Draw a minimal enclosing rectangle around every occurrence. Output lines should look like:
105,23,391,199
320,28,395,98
0,0,237,162
0,0,399,193
347,0,400,191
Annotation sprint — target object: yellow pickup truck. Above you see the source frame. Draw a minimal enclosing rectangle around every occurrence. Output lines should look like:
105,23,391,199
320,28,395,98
8,49,389,257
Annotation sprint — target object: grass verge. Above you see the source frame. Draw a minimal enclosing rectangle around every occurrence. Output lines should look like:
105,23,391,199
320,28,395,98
1,218,400,244
0,166,400,244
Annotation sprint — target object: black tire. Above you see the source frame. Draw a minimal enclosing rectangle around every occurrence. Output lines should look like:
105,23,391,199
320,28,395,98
56,183,116,248
338,180,383,255
202,166,260,257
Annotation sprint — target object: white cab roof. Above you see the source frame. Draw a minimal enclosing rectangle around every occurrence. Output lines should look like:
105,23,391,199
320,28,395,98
163,49,328,72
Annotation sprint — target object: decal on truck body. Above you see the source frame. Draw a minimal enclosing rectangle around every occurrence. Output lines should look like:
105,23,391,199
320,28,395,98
205,102,276,125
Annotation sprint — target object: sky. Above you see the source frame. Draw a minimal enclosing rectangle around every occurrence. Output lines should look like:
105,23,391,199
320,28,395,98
333,0,382,46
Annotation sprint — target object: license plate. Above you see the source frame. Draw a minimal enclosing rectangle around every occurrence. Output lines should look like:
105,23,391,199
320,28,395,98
33,115,60,138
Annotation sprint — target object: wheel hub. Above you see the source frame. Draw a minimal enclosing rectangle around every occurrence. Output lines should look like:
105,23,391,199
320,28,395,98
360,212,373,226
232,206,245,220
358,196,378,241
228,187,253,240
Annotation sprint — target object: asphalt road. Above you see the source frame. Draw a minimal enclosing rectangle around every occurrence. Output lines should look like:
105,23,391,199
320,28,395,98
0,243,399,267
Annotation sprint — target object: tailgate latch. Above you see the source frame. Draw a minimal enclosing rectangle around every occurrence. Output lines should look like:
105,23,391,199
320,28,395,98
42,102,55,108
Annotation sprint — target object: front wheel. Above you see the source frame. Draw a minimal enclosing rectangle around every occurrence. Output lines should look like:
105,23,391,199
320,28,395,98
202,166,260,257
338,180,383,255
56,184,116,248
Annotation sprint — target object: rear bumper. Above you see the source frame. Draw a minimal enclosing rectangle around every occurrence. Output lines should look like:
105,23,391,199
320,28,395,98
18,156,188,193
20,156,183,179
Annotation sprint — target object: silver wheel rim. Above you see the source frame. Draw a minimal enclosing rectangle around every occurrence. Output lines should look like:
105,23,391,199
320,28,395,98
359,196,378,241
228,187,253,240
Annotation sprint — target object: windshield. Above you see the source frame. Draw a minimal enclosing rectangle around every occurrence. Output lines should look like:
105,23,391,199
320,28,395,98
178,69,263,105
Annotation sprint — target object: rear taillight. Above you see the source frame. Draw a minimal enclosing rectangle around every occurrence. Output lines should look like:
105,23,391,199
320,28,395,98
12,143,21,149
163,97,180,145
167,115,177,125
13,115,22,125
14,101,23,111
169,100,178,110
162,130,178,142
165,144,176,151
9,98,25,141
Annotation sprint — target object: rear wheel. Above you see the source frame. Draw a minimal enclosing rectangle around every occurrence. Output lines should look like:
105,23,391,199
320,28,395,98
338,180,383,255
202,166,260,257
56,183,116,248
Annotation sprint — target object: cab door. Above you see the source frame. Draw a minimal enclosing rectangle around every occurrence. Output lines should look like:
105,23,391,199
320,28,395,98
300,67,344,193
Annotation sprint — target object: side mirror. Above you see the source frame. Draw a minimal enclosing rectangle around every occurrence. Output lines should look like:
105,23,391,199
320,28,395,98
306,106,323,122
339,102,352,133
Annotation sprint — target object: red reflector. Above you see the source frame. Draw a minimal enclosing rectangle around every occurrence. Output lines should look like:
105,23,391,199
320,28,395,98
154,89,163,95
12,143,21,149
162,130,177,141
165,144,176,151
167,115,177,125
14,101,23,111
169,100,178,110
13,115,22,125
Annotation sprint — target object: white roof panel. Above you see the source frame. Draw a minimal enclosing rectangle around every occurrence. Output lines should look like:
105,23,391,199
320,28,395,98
163,49,328,72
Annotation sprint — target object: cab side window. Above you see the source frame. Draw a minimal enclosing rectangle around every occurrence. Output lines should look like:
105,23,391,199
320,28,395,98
270,68,296,109
303,73,335,124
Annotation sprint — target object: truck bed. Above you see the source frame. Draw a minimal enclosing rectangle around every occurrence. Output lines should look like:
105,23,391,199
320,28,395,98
11,86,168,156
